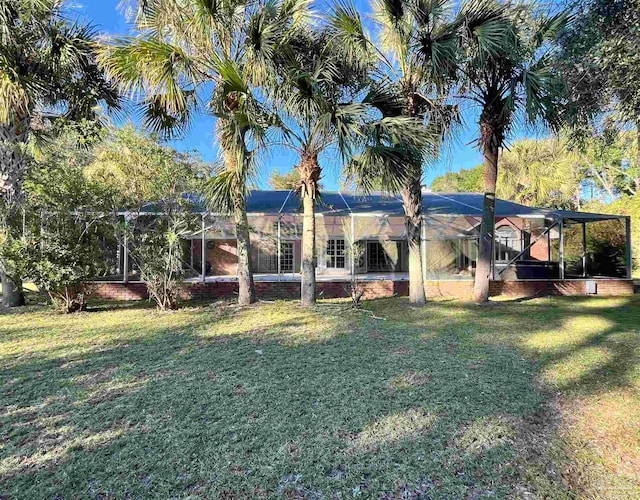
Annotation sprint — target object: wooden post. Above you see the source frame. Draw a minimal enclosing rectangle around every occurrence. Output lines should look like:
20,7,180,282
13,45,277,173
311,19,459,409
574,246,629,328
201,215,206,283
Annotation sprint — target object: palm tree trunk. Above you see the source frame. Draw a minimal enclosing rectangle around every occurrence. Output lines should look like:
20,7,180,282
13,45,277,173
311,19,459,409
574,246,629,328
233,193,255,306
299,153,320,307
473,127,499,303
1,119,29,308
400,90,427,305
401,179,426,305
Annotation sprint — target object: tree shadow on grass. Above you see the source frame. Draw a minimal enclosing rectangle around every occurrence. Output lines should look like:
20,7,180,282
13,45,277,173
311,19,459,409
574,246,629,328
368,295,640,495
2,296,638,498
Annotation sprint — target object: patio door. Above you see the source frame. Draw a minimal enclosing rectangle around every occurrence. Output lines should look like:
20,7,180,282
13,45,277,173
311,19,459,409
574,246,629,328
367,241,400,272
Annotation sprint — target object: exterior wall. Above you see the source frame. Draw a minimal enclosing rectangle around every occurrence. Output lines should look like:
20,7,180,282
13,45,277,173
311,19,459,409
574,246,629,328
489,279,634,297
185,216,558,278
91,278,634,302
192,239,238,275
495,217,552,262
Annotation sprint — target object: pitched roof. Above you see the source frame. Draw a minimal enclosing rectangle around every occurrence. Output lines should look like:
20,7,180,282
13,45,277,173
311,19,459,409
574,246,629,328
136,190,625,222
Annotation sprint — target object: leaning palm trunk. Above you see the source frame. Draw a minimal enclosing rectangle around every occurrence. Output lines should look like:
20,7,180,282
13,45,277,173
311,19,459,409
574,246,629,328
0,119,30,307
298,153,320,307
233,192,255,306
473,123,499,303
401,178,427,306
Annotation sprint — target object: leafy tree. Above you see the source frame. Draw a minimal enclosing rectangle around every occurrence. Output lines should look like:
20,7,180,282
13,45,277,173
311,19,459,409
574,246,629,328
98,0,310,306
6,122,113,312
86,125,202,310
0,0,119,307
268,169,299,190
559,0,640,166
571,128,639,200
431,166,483,193
456,2,569,303
86,124,201,208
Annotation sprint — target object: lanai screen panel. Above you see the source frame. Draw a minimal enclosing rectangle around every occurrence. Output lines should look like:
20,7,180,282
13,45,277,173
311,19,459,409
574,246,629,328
563,218,628,278
248,214,302,273
316,215,350,274
353,216,407,273
494,217,559,280
423,216,479,279
198,215,236,276
249,214,278,273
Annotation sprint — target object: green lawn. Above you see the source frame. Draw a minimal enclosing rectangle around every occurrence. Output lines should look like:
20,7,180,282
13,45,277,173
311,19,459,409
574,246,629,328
1,296,639,498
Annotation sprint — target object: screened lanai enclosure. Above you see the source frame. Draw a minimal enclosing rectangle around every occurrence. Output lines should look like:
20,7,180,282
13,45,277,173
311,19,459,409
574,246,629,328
95,190,632,284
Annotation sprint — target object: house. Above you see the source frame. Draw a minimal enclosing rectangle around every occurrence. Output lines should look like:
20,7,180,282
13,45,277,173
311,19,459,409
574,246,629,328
93,190,634,300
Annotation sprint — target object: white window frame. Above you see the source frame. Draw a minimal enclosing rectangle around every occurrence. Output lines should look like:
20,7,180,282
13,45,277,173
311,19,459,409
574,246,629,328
326,238,346,269
495,226,522,262
280,241,294,272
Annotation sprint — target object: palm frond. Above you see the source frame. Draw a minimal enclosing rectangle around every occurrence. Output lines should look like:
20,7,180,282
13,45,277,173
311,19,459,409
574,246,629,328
327,0,376,72
344,144,420,194
98,37,199,135
202,169,239,213
458,0,514,60
533,11,571,50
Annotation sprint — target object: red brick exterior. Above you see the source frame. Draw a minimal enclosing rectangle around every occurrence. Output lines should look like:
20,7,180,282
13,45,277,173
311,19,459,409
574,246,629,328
489,279,634,297
91,278,634,302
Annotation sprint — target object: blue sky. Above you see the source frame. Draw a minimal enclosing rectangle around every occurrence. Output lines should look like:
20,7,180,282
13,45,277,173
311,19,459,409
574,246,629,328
73,0,539,190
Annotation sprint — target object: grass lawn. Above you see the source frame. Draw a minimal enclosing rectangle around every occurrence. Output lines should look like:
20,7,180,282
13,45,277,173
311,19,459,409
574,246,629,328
1,296,639,498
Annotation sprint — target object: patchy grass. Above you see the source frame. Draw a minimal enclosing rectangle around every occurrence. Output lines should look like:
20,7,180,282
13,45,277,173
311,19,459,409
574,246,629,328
1,296,639,498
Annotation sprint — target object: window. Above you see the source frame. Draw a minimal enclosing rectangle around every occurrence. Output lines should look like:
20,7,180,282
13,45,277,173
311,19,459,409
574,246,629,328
326,238,345,268
495,226,521,262
259,245,278,272
280,242,294,272
367,241,397,272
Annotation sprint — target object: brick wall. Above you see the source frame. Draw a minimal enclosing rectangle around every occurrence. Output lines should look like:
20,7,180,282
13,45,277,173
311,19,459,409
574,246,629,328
489,279,635,297
91,278,634,302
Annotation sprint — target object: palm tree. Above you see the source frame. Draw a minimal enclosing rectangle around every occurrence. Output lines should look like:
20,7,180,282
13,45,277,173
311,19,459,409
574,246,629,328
0,0,119,307
455,2,569,302
272,27,357,307
273,11,432,307
497,138,581,209
339,0,505,305
98,0,310,306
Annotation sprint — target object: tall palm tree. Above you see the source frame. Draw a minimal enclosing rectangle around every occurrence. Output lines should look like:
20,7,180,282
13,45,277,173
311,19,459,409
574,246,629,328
273,11,432,307
339,0,505,305
456,2,569,302
272,27,359,307
98,0,310,306
0,0,119,307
